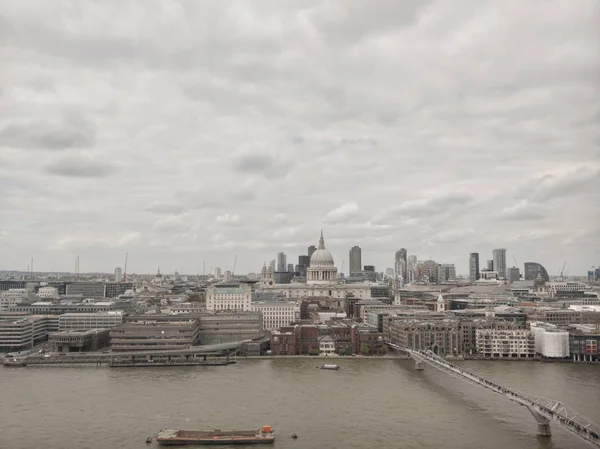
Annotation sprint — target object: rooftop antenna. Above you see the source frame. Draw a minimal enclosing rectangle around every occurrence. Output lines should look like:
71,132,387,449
203,261,206,279
30,257,34,279
75,255,80,281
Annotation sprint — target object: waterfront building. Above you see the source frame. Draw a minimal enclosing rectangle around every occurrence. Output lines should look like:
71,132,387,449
109,315,201,351
492,248,507,279
251,301,300,331
349,246,362,275
58,311,125,332
385,318,460,356
529,322,570,358
49,329,110,353
205,282,253,311
469,253,480,282
0,315,58,352
196,311,264,345
476,328,535,358
568,326,599,363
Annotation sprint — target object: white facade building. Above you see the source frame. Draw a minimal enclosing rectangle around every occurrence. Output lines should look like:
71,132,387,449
547,282,587,297
0,289,29,311
251,301,300,331
530,322,570,358
114,267,123,282
476,329,535,358
37,287,59,300
58,312,125,332
206,282,252,311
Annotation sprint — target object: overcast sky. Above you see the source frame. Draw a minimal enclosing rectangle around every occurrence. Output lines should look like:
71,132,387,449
0,1,598,277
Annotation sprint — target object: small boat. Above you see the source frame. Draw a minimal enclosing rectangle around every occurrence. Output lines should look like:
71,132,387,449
155,425,275,445
320,364,340,370
3,358,27,367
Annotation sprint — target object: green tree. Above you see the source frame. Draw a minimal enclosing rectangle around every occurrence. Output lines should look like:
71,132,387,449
308,349,320,356
360,343,371,356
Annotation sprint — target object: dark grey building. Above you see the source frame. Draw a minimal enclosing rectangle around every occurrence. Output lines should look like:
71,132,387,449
469,253,480,281
524,262,550,283
297,255,310,276
104,282,133,298
487,260,494,271
349,246,362,275
308,245,317,260
110,315,201,351
66,282,106,298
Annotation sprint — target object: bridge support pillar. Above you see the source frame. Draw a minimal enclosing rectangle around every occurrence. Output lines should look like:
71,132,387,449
537,423,551,437
527,407,551,437
415,361,424,370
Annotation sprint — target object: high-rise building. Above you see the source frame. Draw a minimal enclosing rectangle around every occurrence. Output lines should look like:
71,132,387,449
287,263,294,273
407,255,417,283
524,262,549,283
487,260,494,271
349,246,362,275
224,270,233,282
269,259,276,272
492,248,507,279
114,267,123,282
215,267,222,279
395,249,408,283
469,253,480,282
307,245,317,260
507,267,520,283
437,264,456,282
297,255,310,276
363,265,375,272
276,252,287,272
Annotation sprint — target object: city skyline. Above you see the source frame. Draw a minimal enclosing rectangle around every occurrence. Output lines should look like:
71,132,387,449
0,2,598,276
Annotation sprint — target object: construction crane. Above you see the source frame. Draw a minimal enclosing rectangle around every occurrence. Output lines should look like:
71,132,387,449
560,261,567,281
123,252,128,282
232,255,237,276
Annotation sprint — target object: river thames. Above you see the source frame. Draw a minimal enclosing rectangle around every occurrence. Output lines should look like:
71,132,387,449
1,358,599,449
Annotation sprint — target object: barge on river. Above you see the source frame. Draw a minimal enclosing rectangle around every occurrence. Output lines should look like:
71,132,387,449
155,426,275,445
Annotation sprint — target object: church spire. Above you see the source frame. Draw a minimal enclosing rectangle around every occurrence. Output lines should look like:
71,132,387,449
318,230,325,250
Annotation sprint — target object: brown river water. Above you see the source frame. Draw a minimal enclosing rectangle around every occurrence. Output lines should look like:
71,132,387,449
1,358,599,449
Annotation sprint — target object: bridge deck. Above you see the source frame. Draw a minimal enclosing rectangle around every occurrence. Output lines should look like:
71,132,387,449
387,343,600,448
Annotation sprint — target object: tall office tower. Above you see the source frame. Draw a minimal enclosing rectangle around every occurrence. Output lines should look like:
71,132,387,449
308,245,317,260
276,252,287,272
487,260,494,271
114,267,123,282
269,259,276,272
395,249,408,283
507,267,520,284
298,255,310,276
469,253,480,282
492,248,507,279
215,267,222,279
287,263,294,273
349,246,362,275
407,255,417,283
437,264,456,282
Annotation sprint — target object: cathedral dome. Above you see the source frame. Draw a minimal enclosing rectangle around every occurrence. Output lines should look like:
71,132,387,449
309,231,335,267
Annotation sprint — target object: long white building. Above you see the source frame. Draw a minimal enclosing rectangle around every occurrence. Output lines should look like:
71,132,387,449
0,289,29,311
476,329,535,358
58,311,125,332
530,322,569,358
251,301,300,331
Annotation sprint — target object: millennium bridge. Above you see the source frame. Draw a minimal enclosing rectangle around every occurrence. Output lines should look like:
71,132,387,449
387,342,600,448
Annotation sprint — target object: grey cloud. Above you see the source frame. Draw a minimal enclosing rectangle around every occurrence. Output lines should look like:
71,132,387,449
0,1,597,275
0,117,95,151
44,155,117,178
